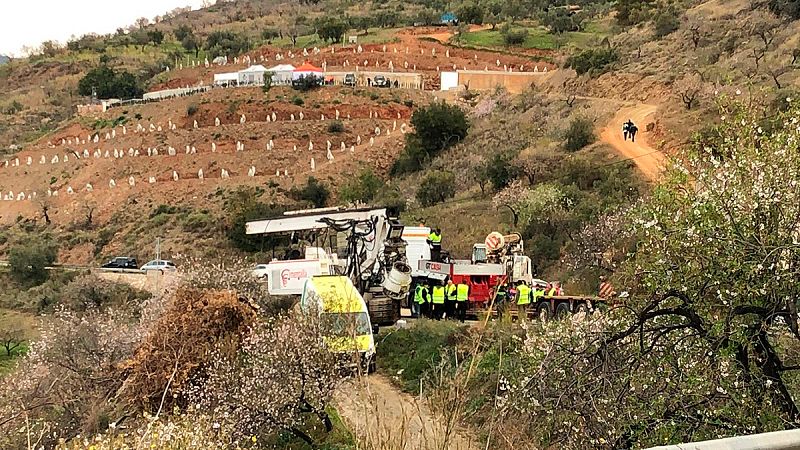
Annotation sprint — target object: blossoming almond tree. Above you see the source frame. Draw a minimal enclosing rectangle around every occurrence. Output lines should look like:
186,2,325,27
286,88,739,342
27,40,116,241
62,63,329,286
500,98,800,448
197,312,345,447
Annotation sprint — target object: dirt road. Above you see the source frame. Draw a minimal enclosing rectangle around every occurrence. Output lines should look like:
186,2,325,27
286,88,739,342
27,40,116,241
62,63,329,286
600,103,666,181
334,375,479,450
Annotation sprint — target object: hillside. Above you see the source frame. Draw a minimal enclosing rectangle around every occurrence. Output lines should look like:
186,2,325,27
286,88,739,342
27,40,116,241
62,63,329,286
4,0,800,449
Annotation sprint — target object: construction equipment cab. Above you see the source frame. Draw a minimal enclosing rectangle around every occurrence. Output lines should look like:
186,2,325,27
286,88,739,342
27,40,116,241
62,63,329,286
301,275,377,373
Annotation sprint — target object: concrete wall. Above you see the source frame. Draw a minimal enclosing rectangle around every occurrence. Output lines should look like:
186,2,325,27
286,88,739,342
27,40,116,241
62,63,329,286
441,70,552,94
142,86,210,101
325,71,423,89
95,270,179,295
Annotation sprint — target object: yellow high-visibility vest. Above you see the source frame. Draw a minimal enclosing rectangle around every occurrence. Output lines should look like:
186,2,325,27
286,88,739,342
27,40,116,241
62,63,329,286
429,232,442,243
447,284,457,300
456,284,469,302
432,286,445,304
414,286,424,304
518,285,531,305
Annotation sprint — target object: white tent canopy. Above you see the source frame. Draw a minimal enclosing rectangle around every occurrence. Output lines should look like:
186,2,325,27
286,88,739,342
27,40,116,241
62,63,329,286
238,65,268,85
213,72,238,86
267,64,295,84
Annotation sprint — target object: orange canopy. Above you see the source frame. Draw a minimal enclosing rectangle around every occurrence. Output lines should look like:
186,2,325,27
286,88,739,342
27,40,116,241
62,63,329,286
293,62,323,72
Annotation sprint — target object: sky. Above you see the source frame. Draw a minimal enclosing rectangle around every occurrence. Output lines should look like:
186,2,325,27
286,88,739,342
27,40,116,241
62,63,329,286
0,0,208,56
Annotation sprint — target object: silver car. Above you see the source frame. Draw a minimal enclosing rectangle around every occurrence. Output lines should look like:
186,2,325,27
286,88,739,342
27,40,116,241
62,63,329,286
141,260,177,272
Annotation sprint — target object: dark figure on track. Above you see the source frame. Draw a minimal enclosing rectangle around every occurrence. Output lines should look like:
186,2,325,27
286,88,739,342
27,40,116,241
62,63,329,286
623,119,636,142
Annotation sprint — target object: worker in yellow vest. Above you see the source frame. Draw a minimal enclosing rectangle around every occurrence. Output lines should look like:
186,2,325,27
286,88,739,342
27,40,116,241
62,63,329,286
446,279,457,320
456,282,469,322
533,284,546,305
413,284,424,318
546,281,561,298
422,284,432,319
431,283,446,320
517,281,531,322
428,228,442,245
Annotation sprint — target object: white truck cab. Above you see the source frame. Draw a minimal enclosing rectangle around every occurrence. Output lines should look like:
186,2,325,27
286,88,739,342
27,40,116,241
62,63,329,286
262,247,340,296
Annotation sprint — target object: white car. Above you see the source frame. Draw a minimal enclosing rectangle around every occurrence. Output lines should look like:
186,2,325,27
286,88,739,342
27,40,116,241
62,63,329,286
141,260,177,272
252,264,269,279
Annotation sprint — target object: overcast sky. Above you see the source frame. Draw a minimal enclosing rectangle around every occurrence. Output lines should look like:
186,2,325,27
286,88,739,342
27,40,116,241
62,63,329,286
1,0,208,56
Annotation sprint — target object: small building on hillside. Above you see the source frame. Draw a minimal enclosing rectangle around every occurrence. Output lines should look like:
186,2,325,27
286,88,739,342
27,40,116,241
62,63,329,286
292,62,324,80
440,12,458,25
266,64,296,85
238,65,269,85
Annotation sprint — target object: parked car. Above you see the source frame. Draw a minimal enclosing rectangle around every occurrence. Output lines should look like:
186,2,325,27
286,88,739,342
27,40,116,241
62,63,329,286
373,75,391,88
101,257,139,270
140,260,177,272
252,264,269,279
343,73,356,86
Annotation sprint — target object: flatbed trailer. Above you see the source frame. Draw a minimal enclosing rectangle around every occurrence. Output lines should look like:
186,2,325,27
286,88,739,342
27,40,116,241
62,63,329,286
484,295,607,320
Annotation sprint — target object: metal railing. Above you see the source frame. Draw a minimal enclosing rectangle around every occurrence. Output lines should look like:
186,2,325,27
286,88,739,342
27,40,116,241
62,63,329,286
647,429,800,450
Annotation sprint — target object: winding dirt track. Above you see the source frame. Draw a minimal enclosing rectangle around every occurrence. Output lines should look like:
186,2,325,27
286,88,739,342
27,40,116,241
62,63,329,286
599,103,666,181
334,375,479,450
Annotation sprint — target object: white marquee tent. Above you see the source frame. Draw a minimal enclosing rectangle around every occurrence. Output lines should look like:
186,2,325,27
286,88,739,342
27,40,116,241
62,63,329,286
213,72,238,86
238,65,268,85
266,64,296,85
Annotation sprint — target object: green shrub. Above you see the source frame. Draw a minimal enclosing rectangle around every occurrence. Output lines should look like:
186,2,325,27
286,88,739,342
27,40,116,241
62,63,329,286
78,65,143,100
770,0,800,19
187,104,198,116
292,96,304,106
653,9,680,38
60,274,151,313
261,71,273,93
4,100,24,115
564,116,596,152
150,204,178,218
204,30,250,58
261,28,280,41
327,121,345,133
224,188,288,252
290,177,330,208
377,320,465,392
615,0,654,25
416,172,456,207
566,48,618,76
486,152,518,190
8,239,58,286
502,28,529,46
392,102,469,175
340,168,385,204
183,212,215,233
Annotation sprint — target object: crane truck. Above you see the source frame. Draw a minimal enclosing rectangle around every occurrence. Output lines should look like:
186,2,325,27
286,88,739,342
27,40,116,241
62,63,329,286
245,207,429,325
414,232,606,320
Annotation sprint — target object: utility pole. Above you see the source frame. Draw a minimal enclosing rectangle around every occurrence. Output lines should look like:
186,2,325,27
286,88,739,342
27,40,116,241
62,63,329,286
156,237,161,261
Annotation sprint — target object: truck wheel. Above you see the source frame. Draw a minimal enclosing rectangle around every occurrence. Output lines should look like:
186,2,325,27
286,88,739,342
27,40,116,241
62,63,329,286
574,303,590,321
555,302,571,320
537,302,551,322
